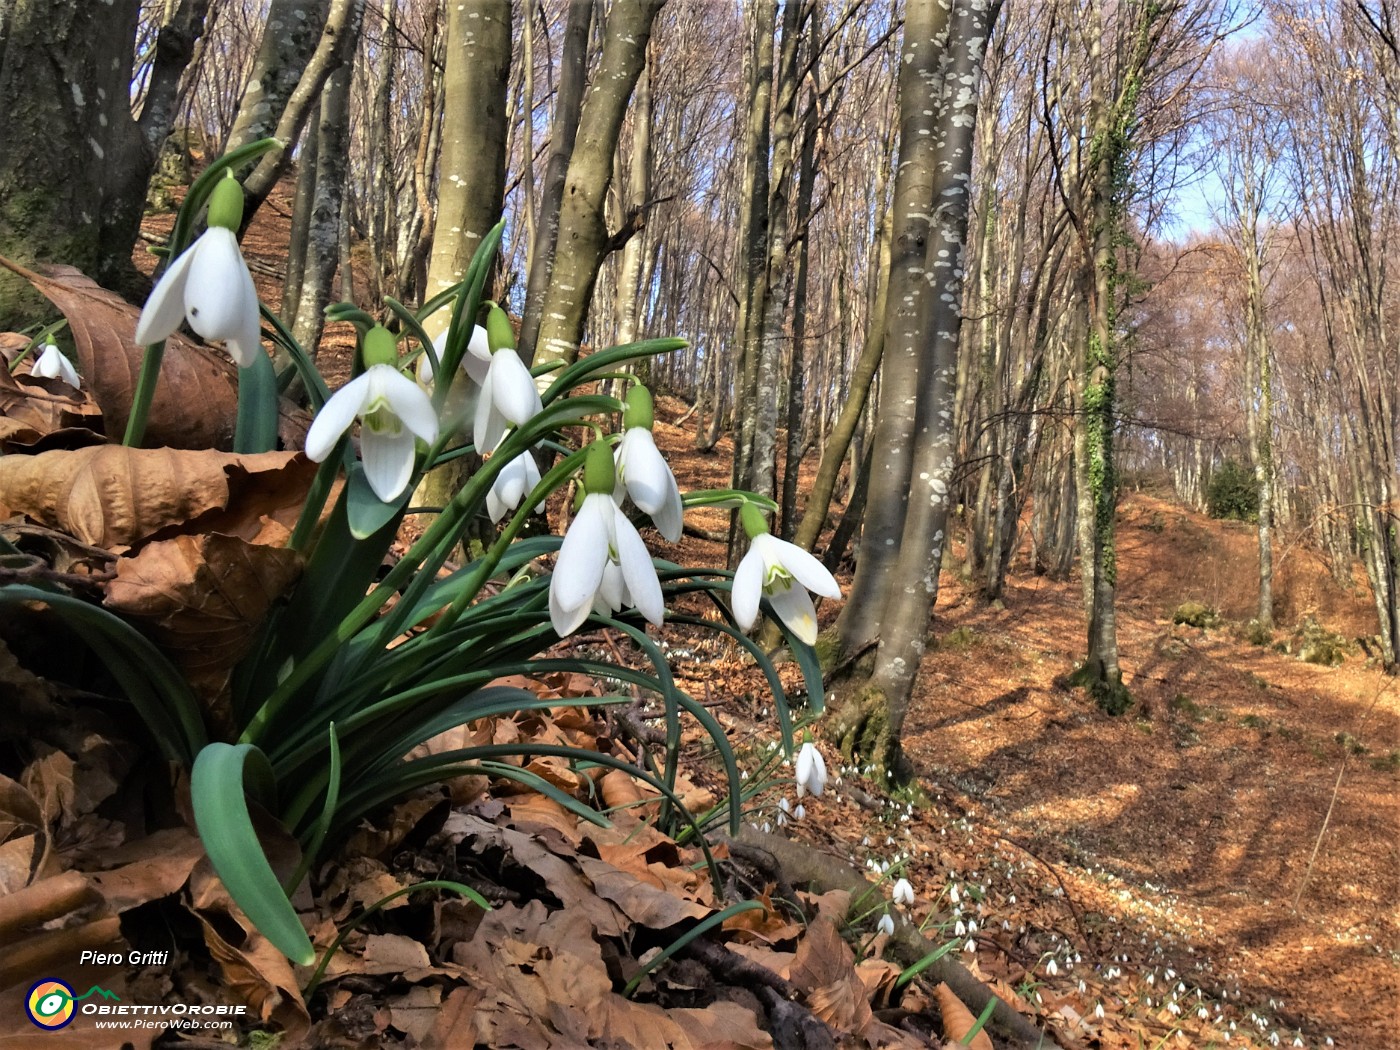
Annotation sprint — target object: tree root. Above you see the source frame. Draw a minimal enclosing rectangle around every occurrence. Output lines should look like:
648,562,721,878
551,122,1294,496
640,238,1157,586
719,826,1061,1050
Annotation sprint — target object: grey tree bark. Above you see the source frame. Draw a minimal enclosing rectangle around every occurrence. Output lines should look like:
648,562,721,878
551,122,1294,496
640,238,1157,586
516,0,594,364
830,0,996,777
0,0,209,325
414,0,512,521
527,0,665,370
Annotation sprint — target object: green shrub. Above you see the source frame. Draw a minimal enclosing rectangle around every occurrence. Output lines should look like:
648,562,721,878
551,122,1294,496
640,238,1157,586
1206,459,1258,521
1172,601,1219,628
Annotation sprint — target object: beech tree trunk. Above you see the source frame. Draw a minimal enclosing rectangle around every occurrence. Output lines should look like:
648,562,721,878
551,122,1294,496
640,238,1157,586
526,0,664,371
0,0,209,325
413,0,512,520
831,0,996,778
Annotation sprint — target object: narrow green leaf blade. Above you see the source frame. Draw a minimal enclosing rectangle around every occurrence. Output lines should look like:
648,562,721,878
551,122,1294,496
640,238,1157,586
191,743,315,966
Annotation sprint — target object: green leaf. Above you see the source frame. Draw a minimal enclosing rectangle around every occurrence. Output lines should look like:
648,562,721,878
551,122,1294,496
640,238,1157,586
234,346,279,454
0,585,204,762
345,462,410,539
191,743,315,966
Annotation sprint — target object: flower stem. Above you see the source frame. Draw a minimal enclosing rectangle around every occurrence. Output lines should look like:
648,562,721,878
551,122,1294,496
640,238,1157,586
123,339,167,447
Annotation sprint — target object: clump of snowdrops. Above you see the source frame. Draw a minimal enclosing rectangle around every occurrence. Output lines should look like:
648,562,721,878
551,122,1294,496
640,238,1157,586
1,147,843,965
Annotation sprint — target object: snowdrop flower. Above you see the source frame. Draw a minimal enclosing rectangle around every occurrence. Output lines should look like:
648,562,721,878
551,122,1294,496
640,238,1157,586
732,504,841,644
892,878,915,907
474,304,542,451
613,385,683,541
1094,1002,1105,1020
305,326,439,502
135,170,261,366
32,341,80,387
1046,958,1059,976
417,324,491,387
795,740,827,798
877,913,895,937
486,439,544,523
549,441,664,636
793,804,805,820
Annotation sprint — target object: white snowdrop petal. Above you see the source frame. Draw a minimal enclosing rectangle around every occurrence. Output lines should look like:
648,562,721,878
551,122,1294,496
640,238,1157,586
134,237,199,346
767,578,820,645
184,228,258,350
551,495,613,616
359,424,418,502
731,548,765,631
304,371,372,462
614,508,664,626
756,533,842,598
489,349,543,425
372,366,439,444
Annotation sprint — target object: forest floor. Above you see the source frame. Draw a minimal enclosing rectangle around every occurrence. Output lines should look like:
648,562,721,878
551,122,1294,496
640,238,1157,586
648,395,1399,1050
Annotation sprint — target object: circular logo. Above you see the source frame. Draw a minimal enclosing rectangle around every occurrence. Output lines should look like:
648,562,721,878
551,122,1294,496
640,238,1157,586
26,979,76,1030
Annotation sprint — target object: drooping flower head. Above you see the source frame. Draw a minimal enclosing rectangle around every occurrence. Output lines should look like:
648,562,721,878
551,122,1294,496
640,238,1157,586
32,341,80,388
614,385,683,542
416,324,491,388
474,303,542,452
795,739,827,798
732,504,842,645
892,877,915,907
304,325,439,502
134,170,262,367
549,440,664,637
486,436,544,523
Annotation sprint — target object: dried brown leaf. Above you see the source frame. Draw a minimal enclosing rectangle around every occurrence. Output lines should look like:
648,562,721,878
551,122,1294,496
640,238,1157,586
87,827,205,913
23,264,241,448
0,363,103,451
104,531,302,703
787,916,855,994
0,445,315,550
189,857,311,1042
934,982,996,1050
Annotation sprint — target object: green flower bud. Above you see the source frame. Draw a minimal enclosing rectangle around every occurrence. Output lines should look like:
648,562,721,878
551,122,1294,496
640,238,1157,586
207,170,244,231
623,384,655,430
740,502,770,540
486,303,515,353
362,325,399,368
583,439,616,495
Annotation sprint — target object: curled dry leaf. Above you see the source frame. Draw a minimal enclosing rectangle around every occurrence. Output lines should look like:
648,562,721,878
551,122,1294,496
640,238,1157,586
18,263,241,448
189,852,311,1042
0,359,104,453
934,982,996,1050
0,446,316,551
104,531,303,705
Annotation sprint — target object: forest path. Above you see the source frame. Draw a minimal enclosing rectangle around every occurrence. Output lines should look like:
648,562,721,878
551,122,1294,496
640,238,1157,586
898,493,1398,1048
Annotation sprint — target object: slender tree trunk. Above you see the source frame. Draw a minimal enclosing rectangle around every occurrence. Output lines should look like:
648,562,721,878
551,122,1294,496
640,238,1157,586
843,0,994,770
527,0,663,371
290,55,355,356
517,0,594,364
413,0,511,520
238,0,363,227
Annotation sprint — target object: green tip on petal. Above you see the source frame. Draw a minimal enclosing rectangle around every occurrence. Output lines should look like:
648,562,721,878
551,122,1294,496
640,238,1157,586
486,304,515,354
207,170,244,231
362,325,399,368
583,439,616,495
623,385,655,430
740,502,770,539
